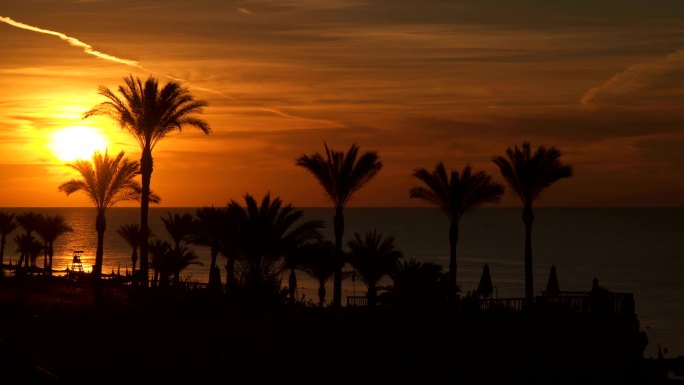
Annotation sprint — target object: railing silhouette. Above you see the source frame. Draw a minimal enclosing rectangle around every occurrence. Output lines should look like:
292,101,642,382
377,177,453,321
347,296,369,307
478,292,635,315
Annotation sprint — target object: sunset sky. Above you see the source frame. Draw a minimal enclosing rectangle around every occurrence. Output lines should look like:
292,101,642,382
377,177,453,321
1,0,683,207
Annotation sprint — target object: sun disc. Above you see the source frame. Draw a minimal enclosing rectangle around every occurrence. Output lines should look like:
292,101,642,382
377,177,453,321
50,126,109,162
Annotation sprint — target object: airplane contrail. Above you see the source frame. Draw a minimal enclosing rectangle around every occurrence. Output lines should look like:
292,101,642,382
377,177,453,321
0,15,142,68
0,15,343,127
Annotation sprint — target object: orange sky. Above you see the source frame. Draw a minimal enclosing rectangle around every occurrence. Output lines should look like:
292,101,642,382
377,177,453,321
1,0,683,207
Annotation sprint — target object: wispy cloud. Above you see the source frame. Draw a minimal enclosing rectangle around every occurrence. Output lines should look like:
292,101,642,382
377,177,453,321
237,7,253,15
0,15,341,127
0,15,142,68
581,48,684,105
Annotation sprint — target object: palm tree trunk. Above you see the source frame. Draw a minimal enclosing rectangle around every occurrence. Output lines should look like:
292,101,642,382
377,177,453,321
43,243,48,272
24,234,30,268
0,235,5,278
47,243,54,276
368,284,377,305
288,269,297,304
225,256,235,290
449,220,459,299
522,204,535,305
318,283,326,308
139,147,153,287
332,207,344,308
208,246,218,287
131,249,138,277
94,211,106,279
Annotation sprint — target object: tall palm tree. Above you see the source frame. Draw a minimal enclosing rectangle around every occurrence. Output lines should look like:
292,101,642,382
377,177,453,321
83,75,211,286
16,212,44,270
409,163,504,298
300,240,338,307
347,230,403,304
493,142,573,303
295,143,383,307
58,150,152,278
0,212,18,277
36,215,73,275
116,223,150,278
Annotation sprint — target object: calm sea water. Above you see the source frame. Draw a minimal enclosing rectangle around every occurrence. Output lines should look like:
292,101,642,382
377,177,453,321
2,207,682,357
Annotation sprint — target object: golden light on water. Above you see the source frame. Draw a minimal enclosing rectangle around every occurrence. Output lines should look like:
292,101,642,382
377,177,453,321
49,126,108,162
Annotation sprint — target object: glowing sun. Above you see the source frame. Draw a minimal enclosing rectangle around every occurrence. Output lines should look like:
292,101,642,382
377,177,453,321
50,126,108,162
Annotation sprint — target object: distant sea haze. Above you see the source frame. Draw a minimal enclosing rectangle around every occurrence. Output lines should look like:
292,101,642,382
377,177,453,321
2,207,682,358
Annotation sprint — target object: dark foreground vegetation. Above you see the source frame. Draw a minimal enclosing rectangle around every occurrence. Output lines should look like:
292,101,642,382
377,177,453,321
0,277,661,385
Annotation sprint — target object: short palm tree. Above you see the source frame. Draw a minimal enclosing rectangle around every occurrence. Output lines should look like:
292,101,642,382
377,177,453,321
190,206,227,289
493,142,573,302
59,150,151,278
14,234,43,271
388,259,448,306
295,143,383,307
36,215,73,274
230,193,322,302
299,240,338,307
410,163,504,298
149,239,172,287
0,212,18,277
161,212,195,250
116,223,150,278
16,212,44,269
347,230,403,304
220,203,246,290
84,75,211,286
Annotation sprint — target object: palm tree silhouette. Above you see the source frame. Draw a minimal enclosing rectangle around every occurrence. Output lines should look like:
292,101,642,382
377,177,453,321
149,239,172,287
14,233,43,272
230,193,322,302
299,240,338,307
0,212,18,277
190,206,227,289
347,230,403,304
161,212,194,250
16,212,44,270
282,220,324,304
220,202,247,290
493,142,573,303
388,259,447,306
58,150,153,278
409,163,504,298
35,215,73,275
160,212,201,285
295,143,383,307
84,75,211,286
116,223,150,278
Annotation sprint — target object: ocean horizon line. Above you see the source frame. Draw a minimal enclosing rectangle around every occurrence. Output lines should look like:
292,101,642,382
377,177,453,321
1,205,683,209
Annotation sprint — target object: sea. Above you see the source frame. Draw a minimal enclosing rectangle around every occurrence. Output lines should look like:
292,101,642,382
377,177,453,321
2,207,682,358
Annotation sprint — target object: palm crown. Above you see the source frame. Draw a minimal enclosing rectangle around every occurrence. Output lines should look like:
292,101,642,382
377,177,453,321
295,143,382,209
59,150,146,211
410,163,505,219
84,75,210,150
492,142,573,206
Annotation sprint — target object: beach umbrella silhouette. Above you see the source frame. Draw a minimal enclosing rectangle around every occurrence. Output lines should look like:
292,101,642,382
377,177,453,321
476,263,493,298
545,264,560,296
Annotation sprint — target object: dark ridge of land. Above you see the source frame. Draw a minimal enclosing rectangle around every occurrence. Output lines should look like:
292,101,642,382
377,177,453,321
0,278,658,385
